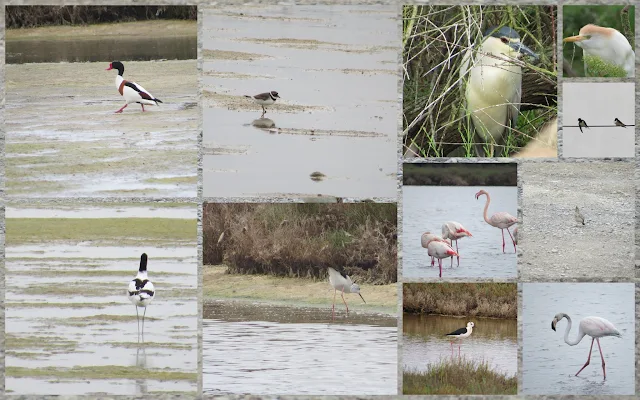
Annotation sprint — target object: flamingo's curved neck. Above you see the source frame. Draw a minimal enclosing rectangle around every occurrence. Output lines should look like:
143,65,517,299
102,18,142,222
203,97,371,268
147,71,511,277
562,314,585,346
482,193,492,225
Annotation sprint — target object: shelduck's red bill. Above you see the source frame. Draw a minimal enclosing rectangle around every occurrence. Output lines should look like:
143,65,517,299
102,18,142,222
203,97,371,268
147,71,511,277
106,63,113,71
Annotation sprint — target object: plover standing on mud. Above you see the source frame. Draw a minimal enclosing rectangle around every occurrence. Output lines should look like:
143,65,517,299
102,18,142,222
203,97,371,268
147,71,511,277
128,253,155,340
245,91,280,115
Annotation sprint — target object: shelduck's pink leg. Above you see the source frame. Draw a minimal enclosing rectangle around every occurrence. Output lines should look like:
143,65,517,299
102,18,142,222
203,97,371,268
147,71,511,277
141,104,146,112
575,338,594,377
115,104,128,114
501,229,506,253
596,338,606,380
506,227,516,252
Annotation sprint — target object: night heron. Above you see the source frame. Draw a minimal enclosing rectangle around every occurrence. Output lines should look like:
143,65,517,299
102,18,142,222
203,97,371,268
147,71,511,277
460,26,539,157
563,24,635,77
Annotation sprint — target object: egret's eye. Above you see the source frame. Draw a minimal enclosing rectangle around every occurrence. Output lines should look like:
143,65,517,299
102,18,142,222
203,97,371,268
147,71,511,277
500,37,509,44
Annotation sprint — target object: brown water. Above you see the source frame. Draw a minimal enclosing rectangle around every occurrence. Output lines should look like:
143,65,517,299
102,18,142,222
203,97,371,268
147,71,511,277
203,301,397,395
7,37,196,64
403,314,517,377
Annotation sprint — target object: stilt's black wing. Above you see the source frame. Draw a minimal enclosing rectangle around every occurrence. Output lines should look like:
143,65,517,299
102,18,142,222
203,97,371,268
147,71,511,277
446,327,468,336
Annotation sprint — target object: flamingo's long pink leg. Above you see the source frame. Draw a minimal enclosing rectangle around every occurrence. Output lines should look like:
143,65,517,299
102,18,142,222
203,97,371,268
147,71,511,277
431,256,435,267
340,287,349,313
455,239,460,266
438,258,442,278
575,338,594,377
501,229,506,253
506,227,517,252
596,338,606,380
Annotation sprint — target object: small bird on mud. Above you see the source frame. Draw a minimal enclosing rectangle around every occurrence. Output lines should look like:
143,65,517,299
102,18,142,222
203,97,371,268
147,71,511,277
575,206,586,225
327,267,365,321
128,253,155,340
244,91,280,116
614,118,627,127
107,61,162,113
578,118,589,133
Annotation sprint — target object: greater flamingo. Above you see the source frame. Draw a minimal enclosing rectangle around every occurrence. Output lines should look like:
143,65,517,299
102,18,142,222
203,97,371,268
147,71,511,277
475,189,517,253
551,313,621,380
441,221,472,267
427,240,458,278
421,232,448,267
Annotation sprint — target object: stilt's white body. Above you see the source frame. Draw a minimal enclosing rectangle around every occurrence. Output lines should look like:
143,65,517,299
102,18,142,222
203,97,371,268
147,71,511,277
327,267,366,320
115,75,158,107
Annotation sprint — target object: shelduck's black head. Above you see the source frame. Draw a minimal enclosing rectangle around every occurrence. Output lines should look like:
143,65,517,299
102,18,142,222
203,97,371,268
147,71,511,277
106,61,125,76
139,253,148,272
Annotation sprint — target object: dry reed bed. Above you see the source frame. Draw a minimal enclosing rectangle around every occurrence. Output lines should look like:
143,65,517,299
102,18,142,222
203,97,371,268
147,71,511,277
7,6,196,28
203,203,397,285
403,164,517,186
403,283,516,319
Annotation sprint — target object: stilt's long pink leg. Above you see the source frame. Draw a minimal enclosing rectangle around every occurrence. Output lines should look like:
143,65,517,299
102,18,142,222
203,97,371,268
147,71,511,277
332,289,337,321
575,338,594,376
458,343,461,357
596,338,606,380
501,229,506,253
506,227,516,252
340,287,349,313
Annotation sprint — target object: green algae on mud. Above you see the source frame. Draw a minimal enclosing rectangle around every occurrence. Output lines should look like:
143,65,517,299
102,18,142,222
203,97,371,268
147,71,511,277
6,334,78,351
105,341,192,350
7,366,197,381
204,265,396,315
6,217,196,246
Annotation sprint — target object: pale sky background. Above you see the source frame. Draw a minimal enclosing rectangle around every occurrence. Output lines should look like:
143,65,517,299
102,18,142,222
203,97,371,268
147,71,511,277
562,82,635,158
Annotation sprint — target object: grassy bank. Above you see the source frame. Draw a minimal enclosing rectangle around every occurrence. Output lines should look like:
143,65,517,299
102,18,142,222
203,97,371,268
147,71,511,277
7,6,196,29
7,20,196,40
204,265,397,314
6,218,196,246
204,203,397,284
403,163,517,186
404,358,517,395
403,283,517,319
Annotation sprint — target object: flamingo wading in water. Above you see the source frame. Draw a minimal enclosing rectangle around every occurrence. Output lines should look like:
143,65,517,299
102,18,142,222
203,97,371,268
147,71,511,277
421,232,448,267
427,240,458,278
551,313,622,380
475,189,517,253
441,221,472,267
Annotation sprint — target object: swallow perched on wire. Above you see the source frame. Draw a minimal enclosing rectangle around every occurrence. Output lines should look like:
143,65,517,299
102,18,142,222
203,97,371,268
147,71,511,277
614,118,627,127
578,118,589,133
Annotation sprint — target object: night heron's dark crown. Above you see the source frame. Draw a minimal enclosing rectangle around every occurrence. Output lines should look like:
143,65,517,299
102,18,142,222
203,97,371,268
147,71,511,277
484,26,520,40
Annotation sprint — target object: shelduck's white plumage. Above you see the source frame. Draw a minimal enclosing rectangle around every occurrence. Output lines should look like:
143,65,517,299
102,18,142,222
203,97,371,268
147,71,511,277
128,253,155,338
107,61,163,113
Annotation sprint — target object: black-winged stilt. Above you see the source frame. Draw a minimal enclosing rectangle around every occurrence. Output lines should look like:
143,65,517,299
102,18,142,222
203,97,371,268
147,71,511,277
327,267,366,320
446,321,474,355
128,253,155,340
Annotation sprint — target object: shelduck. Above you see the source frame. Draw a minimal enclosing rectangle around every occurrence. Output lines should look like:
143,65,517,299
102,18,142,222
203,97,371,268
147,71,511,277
107,61,163,113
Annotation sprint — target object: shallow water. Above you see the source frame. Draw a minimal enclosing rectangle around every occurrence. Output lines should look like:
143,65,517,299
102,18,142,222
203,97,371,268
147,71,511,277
7,37,197,64
403,314,516,377
201,5,397,198
522,283,635,395
402,186,517,279
6,204,197,396
203,301,397,395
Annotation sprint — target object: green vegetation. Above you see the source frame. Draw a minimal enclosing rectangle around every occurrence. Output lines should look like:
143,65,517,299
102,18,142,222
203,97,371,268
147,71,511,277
404,358,517,395
403,163,517,186
203,203,397,284
7,366,196,381
563,5,634,77
403,283,517,319
403,5,557,157
7,6,196,29
6,217,196,246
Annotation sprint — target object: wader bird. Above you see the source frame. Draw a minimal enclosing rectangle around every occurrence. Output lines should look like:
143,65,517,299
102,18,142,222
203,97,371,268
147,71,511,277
551,313,622,380
564,24,635,78
461,26,539,157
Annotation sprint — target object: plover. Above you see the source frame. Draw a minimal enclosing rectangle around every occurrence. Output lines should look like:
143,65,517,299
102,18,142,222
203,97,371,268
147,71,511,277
244,91,280,115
